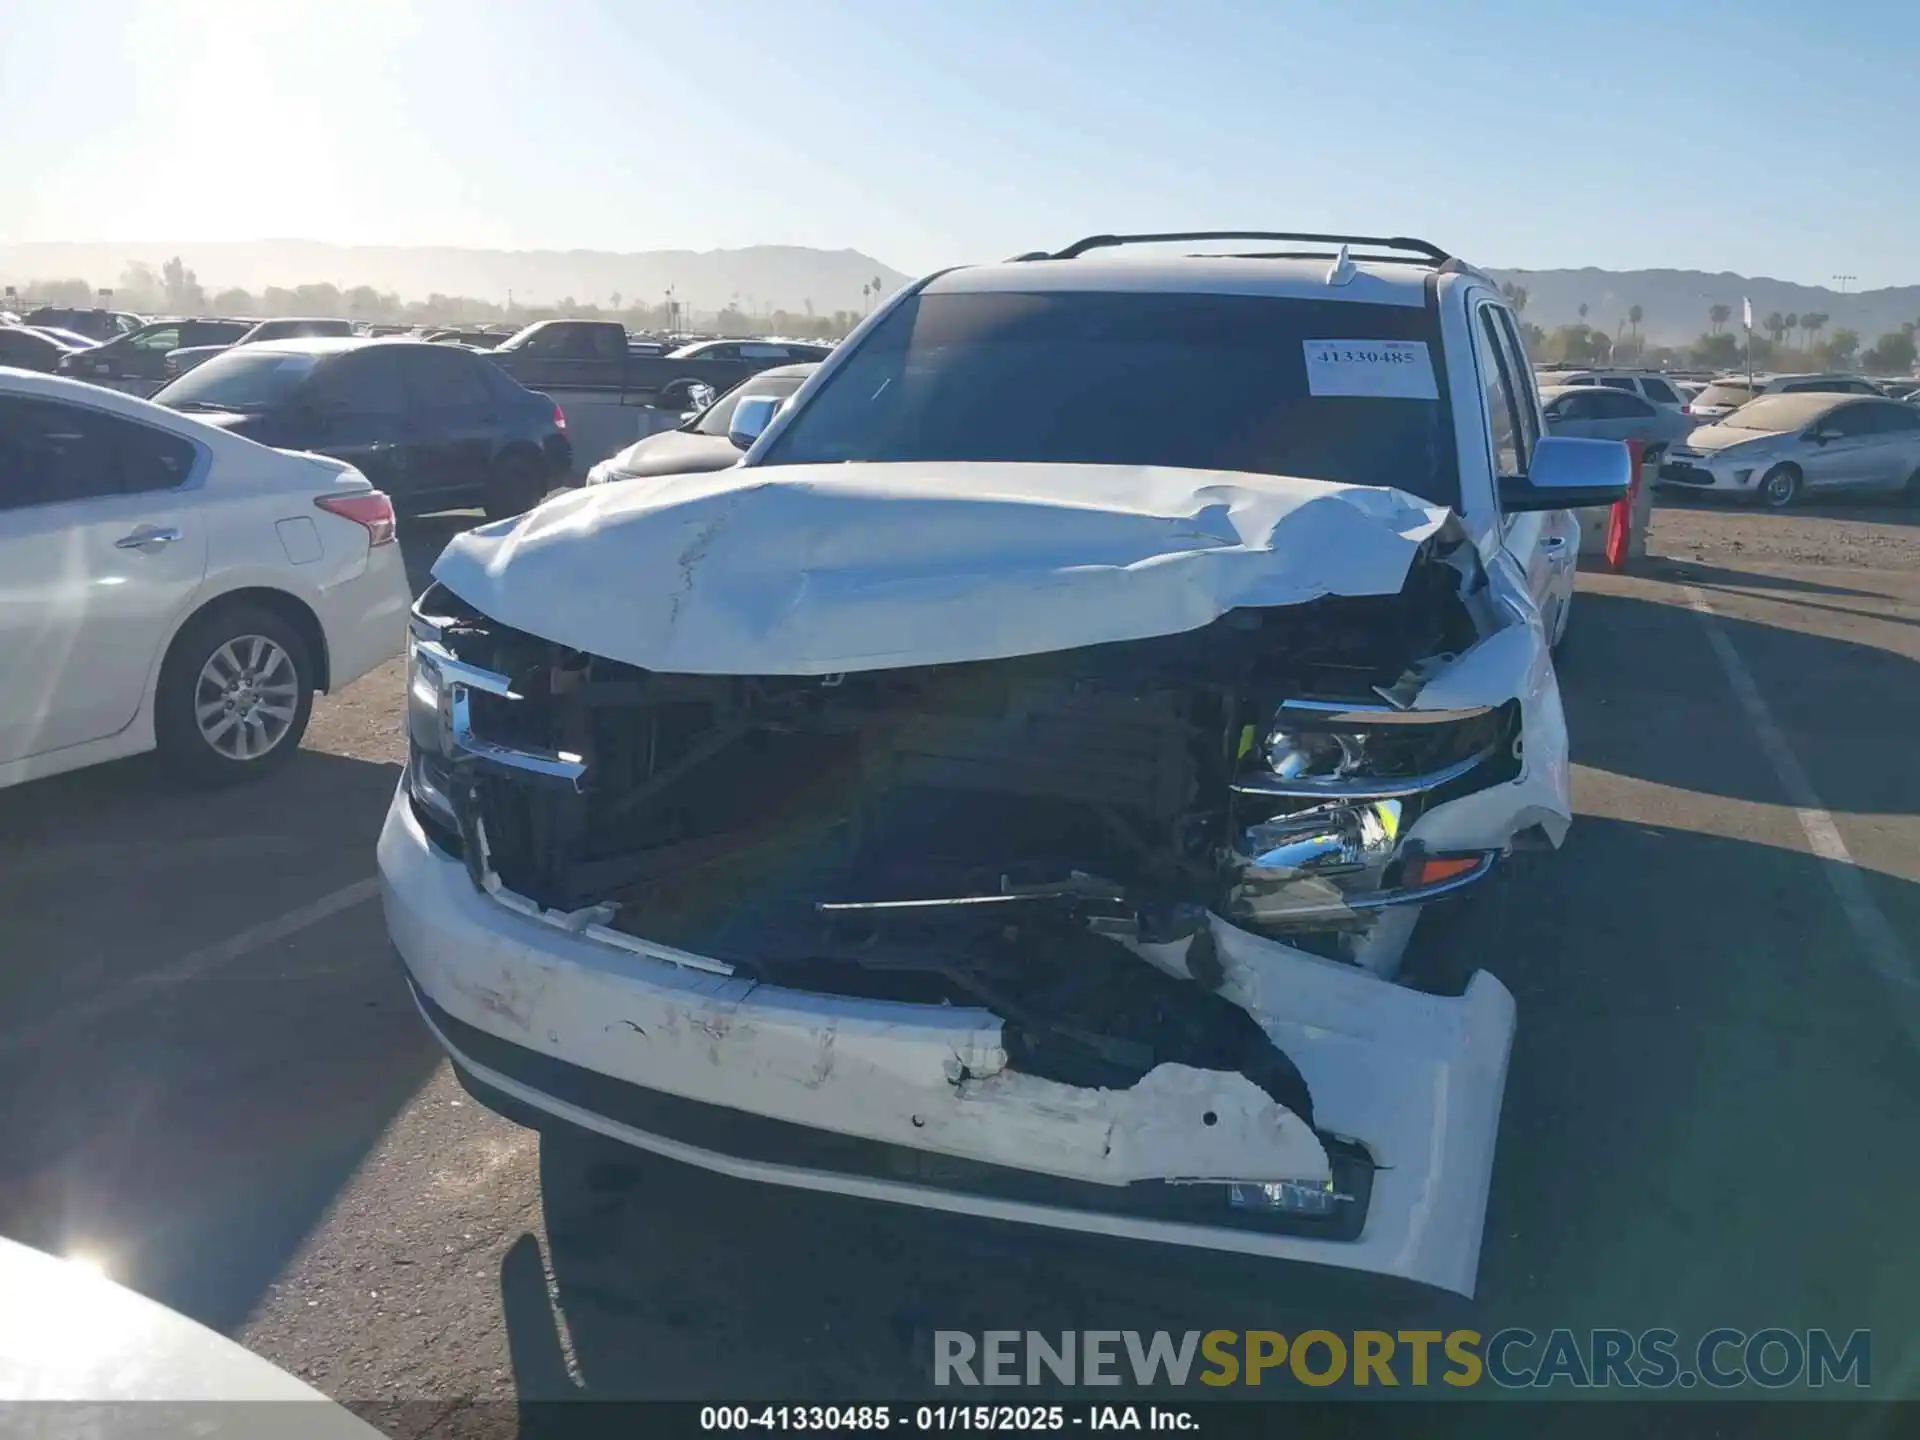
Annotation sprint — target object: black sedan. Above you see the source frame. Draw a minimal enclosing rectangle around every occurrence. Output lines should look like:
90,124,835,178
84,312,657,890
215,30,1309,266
152,337,573,519
583,364,816,485
0,326,81,373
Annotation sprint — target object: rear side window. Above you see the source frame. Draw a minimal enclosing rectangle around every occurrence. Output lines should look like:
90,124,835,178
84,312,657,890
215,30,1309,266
305,350,407,415
1642,378,1680,404
132,325,183,353
1593,391,1654,419
0,395,196,509
1599,376,1636,391
1553,392,1599,421
402,348,494,409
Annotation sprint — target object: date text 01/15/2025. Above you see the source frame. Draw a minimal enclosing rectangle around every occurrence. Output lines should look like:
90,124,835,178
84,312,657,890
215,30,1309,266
699,1405,1196,1431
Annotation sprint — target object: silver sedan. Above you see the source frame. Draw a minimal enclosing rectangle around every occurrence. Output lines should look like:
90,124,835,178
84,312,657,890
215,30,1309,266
1653,393,1920,508
1540,385,1695,457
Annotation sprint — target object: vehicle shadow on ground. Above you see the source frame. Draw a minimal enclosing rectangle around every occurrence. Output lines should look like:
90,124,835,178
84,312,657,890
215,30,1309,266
0,747,442,1334
1639,555,1898,602
491,809,1920,1403
1654,490,1920,529
1558,588,1919,816
400,511,482,597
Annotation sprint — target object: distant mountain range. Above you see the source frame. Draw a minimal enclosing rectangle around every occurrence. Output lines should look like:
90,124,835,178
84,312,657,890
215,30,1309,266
4,242,1915,346
0,241,914,317
1484,267,1920,348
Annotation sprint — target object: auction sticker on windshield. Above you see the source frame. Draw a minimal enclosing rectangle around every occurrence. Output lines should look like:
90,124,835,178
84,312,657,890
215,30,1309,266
1303,340,1438,400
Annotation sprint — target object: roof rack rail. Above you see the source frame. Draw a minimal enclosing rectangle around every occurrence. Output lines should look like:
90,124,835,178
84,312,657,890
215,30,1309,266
1033,231,1452,263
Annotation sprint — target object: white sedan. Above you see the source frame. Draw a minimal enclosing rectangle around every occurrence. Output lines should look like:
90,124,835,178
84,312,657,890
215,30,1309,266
0,368,410,789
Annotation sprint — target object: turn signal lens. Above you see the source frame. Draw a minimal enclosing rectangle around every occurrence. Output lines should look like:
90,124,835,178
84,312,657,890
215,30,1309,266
1402,854,1484,888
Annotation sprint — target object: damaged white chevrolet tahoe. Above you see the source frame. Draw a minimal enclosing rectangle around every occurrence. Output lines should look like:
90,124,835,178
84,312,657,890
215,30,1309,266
379,231,1630,1297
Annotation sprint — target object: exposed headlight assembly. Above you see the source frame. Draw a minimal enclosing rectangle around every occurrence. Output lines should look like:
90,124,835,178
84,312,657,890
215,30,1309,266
1226,700,1518,933
1236,700,1514,801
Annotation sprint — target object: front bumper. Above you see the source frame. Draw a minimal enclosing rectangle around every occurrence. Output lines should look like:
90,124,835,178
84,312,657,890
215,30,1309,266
1656,454,1760,493
380,784,1516,1296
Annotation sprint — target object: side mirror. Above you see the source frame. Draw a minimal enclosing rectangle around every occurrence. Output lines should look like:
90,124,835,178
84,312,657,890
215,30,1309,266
1498,435,1631,512
728,393,783,450
1805,427,1837,445
685,382,717,412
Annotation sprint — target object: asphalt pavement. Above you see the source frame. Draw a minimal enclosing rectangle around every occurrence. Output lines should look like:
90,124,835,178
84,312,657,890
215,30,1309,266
1,494,1916,1422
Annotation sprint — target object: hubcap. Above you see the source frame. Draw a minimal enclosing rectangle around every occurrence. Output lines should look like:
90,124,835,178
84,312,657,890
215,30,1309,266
194,635,298,761
1765,473,1793,505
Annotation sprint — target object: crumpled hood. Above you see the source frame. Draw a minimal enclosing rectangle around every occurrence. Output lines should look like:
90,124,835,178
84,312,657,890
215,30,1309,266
431,462,1456,675
1683,422,1786,455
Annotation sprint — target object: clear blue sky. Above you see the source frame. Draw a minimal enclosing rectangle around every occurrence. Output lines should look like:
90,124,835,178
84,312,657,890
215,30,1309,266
2,0,1914,285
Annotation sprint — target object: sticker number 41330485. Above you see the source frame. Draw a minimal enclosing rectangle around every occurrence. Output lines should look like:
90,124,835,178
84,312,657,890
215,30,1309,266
1303,339,1439,400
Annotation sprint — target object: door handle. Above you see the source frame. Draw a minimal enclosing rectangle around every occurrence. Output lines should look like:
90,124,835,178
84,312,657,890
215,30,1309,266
1539,535,1568,553
114,525,184,550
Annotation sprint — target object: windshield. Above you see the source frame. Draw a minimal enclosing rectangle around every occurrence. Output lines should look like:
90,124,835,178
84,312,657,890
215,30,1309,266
1693,382,1756,408
1717,394,1841,432
492,324,543,352
154,348,319,411
760,289,1460,508
693,371,811,435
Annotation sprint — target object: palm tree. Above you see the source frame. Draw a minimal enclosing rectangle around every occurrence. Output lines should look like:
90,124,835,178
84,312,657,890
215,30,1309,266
1804,312,1828,352
1628,304,1643,343
1499,281,1529,316
1578,303,1589,323
1709,303,1732,335
871,274,884,304
1764,311,1786,347
860,282,871,313
1783,312,1799,351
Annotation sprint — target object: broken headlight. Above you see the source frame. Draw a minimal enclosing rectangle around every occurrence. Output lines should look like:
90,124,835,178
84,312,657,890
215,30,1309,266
1239,701,1512,799
1241,799,1402,873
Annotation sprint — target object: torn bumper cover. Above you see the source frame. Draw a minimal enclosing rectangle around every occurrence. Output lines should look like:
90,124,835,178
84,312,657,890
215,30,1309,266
381,788,1514,1295
380,462,1562,1296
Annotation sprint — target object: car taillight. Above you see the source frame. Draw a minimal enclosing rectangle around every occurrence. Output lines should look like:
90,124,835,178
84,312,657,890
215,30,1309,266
553,402,567,430
315,491,397,546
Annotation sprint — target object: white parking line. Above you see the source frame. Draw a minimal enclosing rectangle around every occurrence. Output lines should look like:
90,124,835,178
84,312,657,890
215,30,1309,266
0,877,382,1061
1683,587,1919,1013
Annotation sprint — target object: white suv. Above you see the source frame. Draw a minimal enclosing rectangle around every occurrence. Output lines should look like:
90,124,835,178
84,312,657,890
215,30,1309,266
380,232,1628,1298
1685,372,1887,423
1535,369,1689,410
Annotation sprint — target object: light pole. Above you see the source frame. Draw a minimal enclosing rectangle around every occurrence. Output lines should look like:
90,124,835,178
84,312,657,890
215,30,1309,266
1832,274,1856,294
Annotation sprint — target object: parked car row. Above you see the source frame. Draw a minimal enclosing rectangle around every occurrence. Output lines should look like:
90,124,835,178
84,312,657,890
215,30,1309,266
1528,363,1920,505
479,319,831,406
1656,393,1920,507
583,363,816,485
0,366,410,791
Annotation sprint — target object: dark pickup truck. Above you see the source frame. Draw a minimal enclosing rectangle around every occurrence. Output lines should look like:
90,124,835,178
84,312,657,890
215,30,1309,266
481,320,830,407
